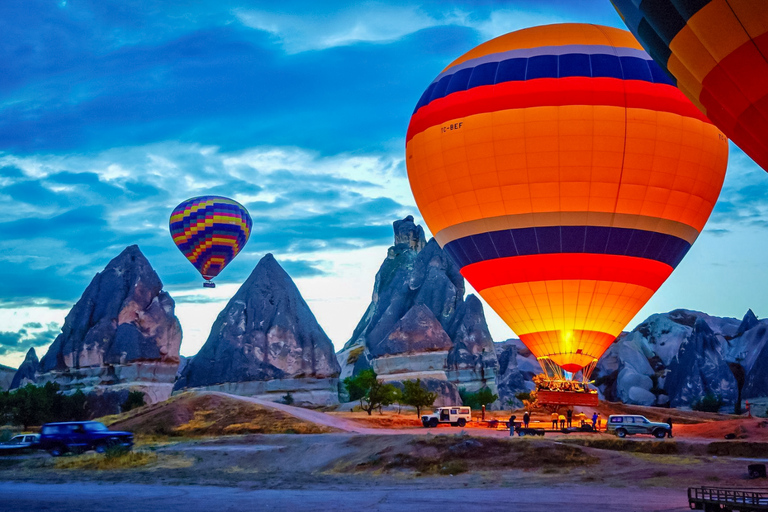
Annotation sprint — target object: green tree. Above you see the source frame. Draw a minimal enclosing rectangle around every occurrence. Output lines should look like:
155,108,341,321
343,369,399,415
459,387,498,410
401,379,438,417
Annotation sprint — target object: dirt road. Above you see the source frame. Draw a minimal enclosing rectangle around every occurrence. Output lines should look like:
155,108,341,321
0,481,691,512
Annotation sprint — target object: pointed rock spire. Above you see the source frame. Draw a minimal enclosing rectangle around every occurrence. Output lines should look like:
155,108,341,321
175,253,340,405
10,348,39,390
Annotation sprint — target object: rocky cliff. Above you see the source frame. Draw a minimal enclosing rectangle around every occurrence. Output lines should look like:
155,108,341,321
337,216,499,406
595,309,767,409
0,364,15,391
175,254,340,406
31,245,182,413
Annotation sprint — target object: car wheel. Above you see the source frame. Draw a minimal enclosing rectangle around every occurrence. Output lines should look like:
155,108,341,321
457,419,466,428
95,443,108,454
429,418,438,428
518,430,526,437
616,428,627,438
653,429,667,439
49,445,65,457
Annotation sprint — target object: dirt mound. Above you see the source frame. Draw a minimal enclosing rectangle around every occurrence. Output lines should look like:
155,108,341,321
328,411,422,429
594,402,737,424
676,418,768,440
335,436,598,475
102,392,338,436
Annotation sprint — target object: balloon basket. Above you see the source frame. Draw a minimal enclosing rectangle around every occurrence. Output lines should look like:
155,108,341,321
203,282,215,288
536,388,599,407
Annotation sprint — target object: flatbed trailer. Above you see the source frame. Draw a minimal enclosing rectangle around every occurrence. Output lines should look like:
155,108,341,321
688,487,768,511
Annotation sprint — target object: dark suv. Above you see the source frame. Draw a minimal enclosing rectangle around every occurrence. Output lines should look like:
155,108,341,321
40,421,133,456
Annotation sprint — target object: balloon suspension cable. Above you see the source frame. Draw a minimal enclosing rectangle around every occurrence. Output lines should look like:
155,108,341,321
535,356,597,394
579,359,598,385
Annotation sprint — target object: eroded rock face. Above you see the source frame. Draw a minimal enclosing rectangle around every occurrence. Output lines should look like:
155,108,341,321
595,309,768,409
494,339,539,407
36,245,182,413
338,216,498,406
10,348,39,390
175,254,340,406
0,364,16,391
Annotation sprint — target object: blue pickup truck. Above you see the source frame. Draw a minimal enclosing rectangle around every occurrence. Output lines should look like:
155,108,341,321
40,421,133,456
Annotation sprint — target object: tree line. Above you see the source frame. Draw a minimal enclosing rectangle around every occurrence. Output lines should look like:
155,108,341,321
343,369,497,416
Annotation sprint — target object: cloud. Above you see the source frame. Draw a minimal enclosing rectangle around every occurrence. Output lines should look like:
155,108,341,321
0,142,415,309
0,324,59,357
709,146,768,232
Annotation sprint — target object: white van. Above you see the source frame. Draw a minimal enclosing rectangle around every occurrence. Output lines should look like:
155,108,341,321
421,407,472,427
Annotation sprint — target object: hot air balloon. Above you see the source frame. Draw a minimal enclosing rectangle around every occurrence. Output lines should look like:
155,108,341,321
612,0,768,173
169,196,252,288
406,24,728,401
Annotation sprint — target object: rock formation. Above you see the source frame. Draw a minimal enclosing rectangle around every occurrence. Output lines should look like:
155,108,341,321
175,254,340,406
596,309,768,409
494,339,541,406
34,245,182,413
9,348,39,390
0,364,15,391
337,216,499,406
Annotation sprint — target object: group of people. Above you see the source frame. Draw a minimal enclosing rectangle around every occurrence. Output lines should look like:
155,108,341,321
507,409,603,434
549,410,601,430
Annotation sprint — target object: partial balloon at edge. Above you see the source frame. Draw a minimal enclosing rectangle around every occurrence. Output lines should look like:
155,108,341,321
169,195,252,288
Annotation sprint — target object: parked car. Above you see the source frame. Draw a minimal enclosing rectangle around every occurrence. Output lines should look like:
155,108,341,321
606,415,670,439
39,421,133,456
421,407,472,428
0,434,40,454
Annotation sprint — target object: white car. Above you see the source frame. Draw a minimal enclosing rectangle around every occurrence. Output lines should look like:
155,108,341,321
421,407,472,428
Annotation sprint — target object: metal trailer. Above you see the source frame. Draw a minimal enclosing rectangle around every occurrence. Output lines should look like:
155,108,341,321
688,487,768,511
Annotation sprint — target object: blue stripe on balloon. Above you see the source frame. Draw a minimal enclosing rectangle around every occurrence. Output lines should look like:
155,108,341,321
414,52,673,113
443,226,691,270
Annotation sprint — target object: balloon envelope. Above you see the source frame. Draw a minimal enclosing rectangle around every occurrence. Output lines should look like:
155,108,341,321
613,0,768,172
406,24,728,373
169,196,252,281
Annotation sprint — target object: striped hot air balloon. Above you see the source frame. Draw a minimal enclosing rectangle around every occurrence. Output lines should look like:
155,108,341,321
169,196,252,287
406,24,728,378
613,0,768,173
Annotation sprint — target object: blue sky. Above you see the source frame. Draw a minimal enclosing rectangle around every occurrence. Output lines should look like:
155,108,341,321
1,0,766,367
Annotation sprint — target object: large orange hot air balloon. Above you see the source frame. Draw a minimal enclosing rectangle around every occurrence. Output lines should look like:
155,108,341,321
612,0,768,173
406,24,728,382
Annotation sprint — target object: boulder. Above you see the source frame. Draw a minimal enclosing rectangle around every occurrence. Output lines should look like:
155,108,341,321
175,253,340,406
10,348,39,390
36,245,182,414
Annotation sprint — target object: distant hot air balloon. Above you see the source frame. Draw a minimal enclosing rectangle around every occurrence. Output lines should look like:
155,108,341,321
169,196,252,288
613,0,768,172
406,24,728,390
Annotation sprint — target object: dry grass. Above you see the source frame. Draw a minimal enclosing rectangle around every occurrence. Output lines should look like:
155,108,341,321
339,435,598,476
330,411,422,429
50,450,157,470
558,437,678,454
103,392,337,437
706,441,768,457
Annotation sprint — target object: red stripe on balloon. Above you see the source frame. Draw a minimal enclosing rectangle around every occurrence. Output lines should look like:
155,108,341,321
461,253,672,292
406,77,710,142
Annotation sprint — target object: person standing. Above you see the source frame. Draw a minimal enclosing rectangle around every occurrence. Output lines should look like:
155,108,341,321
551,411,558,429
566,409,573,428
591,411,598,430
509,414,517,436
558,413,566,429
666,416,673,438
523,411,530,429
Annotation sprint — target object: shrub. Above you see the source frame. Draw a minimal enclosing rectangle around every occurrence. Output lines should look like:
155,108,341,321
281,392,294,405
692,392,724,413
121,391,146,413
